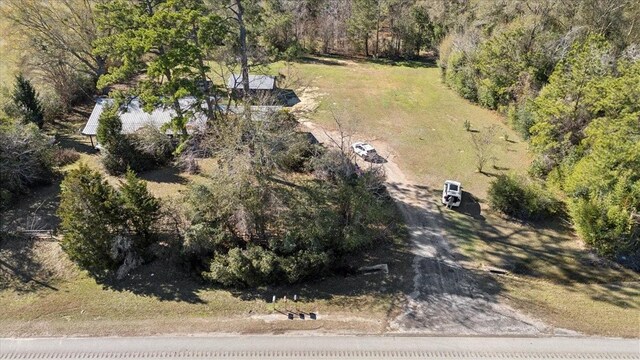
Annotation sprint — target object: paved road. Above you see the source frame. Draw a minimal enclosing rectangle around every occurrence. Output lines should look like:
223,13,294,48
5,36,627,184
1,336,638,359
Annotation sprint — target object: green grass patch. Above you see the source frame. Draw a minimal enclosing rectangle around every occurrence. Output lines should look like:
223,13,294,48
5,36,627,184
272,57,529,198
271,56,639,337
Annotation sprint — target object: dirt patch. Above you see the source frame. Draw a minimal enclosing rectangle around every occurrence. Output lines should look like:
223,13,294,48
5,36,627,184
291,87,326,117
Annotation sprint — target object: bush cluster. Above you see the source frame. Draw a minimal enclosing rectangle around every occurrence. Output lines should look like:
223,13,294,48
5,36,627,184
0,120,54,208
183,150,398,287
488,174,558,221
58,165,161,274
97,106,175,175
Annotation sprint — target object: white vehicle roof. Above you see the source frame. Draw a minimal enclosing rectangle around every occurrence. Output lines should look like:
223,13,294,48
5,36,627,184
444,180,462,193
353,142,375,151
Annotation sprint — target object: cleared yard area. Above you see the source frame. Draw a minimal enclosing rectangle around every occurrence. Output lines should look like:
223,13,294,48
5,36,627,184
276,56,639,337
276,57,530,198
1,56,638,337
1,115,411,337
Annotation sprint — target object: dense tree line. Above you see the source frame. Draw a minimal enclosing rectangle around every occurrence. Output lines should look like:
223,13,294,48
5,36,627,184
438,1,639,259
258,0,443,58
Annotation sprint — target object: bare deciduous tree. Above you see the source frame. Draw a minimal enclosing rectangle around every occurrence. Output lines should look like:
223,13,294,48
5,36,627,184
2,0,105,108
471,125,498,173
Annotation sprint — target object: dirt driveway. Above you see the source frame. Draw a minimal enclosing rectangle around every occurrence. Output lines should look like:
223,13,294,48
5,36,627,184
300,119,551,335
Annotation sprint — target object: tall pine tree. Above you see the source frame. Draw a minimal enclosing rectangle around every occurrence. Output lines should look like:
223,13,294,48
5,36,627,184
120,169,161,250
12,74,44,129
58,164,124,273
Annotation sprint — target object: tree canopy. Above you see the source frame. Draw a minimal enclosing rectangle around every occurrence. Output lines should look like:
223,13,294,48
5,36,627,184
94,0,228,135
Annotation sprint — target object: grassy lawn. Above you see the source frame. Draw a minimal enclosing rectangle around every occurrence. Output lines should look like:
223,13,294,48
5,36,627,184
1,112,412,337
0,248,407,337
1,55,638,337
272,56,639,337
273,57,530,198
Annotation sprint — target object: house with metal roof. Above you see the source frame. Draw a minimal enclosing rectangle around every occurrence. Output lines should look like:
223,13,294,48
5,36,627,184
82,97,283,147
81,97,208,147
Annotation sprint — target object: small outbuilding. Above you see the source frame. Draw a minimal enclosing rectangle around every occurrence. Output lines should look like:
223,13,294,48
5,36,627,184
226,74,277,99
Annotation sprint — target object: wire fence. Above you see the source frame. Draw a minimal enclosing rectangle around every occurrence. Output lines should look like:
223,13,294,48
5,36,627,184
14,229,57,241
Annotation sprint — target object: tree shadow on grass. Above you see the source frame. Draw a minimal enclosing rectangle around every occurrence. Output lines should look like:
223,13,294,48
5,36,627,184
0,235,68,293
363,57,437,69
479,170,500,177
293,56,348,67
1,181,61,233
492,165,510,171
451,190,485,221
98,259,208,304
438,192,639,309
137,166,188,185
56,134,97,154
294,54,437,69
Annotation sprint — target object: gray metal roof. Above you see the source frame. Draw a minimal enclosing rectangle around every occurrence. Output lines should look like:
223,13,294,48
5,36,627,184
227,74,276,90
82,97,208,136
82,97,283,136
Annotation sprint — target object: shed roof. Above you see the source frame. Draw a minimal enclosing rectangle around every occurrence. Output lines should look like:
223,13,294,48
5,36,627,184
227,74,276,90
